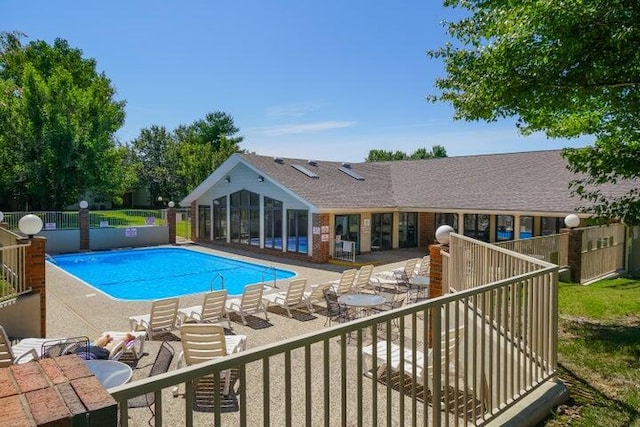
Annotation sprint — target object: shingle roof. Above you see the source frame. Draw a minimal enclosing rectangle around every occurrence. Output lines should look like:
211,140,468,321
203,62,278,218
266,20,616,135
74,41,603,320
232,150,636,214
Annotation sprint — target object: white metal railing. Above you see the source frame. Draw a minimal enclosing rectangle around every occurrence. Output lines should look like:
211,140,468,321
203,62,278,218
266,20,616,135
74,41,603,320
580,223,626,283
493,233,569,267
89,209,166,228
333,239,356,263
2,211,79,231
110,234,558,426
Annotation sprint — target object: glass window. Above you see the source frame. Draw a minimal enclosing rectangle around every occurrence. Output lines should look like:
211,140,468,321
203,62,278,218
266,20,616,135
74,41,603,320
463,214,490,242
212,197,226,240
264,197,283,249
496,215,514,241
229,189,260,245
198,205,210,240
287,210,308,254
435,213,458,231
541,217,563,236
399,212,418,248
519,216,533,239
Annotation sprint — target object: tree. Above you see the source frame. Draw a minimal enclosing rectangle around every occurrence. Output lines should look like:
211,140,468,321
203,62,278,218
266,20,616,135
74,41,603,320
429,1,640,224
0,32,129,209
366,145,447,162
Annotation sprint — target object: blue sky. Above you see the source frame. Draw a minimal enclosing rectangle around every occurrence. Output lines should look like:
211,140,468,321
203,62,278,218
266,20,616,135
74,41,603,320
2,1,589,162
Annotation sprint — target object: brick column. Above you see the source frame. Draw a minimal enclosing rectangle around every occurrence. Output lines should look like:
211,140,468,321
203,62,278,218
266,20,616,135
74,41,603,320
420,212,435,249
428,243,448,347
19,236,47,338
168,206,176,244
311,213,330,263
190,201,197,241
566,228,584,283
79,207,89,250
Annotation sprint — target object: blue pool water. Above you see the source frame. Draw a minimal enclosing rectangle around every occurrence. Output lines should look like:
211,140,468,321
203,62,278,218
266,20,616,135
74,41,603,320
50,248,296,301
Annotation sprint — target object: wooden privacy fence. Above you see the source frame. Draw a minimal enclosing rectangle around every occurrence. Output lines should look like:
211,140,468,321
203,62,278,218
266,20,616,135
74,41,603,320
579,223,626,284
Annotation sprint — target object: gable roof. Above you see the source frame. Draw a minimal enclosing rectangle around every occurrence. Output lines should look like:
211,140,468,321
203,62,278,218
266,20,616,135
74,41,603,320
182,150,637,215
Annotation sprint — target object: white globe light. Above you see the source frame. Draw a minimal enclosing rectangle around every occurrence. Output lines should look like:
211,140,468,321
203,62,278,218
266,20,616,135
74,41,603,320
0,211,4,223
435,225,455,245
18,214,43,237
79,200,88,209
564,214,580,229
168,201,175,208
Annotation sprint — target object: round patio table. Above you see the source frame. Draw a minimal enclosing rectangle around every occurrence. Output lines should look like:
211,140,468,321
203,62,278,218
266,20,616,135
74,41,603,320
408,276,430,301
338,293,385,308
85,360,133,389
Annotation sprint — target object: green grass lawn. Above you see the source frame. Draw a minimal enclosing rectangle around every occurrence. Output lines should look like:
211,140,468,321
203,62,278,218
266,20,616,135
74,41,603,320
544,278,640,426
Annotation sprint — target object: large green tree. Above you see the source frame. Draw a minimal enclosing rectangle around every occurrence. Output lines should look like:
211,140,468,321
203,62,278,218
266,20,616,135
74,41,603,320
0,32,130,209
429,1,640,224
366,145,447,162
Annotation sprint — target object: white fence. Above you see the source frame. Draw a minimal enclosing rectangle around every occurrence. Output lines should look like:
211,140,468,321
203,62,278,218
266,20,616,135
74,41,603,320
579,223,626,283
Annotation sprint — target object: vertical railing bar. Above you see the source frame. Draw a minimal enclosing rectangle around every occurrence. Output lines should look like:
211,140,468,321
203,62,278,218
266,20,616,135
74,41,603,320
432,304,442,427
357,329,363,427
285,350,292,427
443,302,450,426
411,312,417,427
396,318,403,427
305,344,312,427
398,314,406,427
119,402,129,427
324,339,330,427
263,357,270,425
386,326,392,427
154,391,162,427
340,333,348,427
371,323,378,427
422,307,428,427
213,371,222,427
185,380,194,427
239,365,247,427
495,286,501,408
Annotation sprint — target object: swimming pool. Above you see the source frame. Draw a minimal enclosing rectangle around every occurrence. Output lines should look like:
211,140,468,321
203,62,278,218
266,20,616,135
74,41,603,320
50,248,296,301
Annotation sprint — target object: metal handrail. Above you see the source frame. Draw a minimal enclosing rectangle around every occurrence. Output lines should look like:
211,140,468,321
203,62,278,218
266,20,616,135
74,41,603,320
261,265,278,288
209,273,224,291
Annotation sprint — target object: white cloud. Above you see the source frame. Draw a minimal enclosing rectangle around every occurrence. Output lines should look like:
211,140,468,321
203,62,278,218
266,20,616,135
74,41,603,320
265,102,323,119
253,121,356,137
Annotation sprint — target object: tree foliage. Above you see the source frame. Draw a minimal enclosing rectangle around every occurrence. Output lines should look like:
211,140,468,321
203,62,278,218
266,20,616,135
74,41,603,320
366,145,447,162
130,111,243,203
429,1,640,224
0,32,131,209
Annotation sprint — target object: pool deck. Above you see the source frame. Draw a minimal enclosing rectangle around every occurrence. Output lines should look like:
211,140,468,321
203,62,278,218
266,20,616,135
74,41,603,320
45,243,427,425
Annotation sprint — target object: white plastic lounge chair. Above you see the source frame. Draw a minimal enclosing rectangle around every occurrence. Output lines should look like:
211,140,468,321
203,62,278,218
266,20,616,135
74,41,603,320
373,258,420,285
179,290,231,330
330,269,358,295
225,283,269,325
101,330,147,361
415,255,430,277
176,324,247,396
352,264,375,293
0,325,39,367
362,327,464,389
262,279,307,318
129,297,181,339
303,282,332,313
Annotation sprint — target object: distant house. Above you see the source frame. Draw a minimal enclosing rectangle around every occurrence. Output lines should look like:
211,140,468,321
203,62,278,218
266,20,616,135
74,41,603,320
180,150,633,263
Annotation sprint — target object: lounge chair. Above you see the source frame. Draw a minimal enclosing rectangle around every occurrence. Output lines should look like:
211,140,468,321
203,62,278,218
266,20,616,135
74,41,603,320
415,255,430,277
177,324,247,396
225,283,269,325
101,330,147,361
303,282,332,313
362,327,464,390
0,325,39,367
373,258,420,287
330,269,358,295
262,279,307,318
128,341,175,425
179,290,232,330
352,264,375,293
129,297,181,339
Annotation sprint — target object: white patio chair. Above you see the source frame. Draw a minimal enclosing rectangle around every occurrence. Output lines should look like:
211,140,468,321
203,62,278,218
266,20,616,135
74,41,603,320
330,269,358,295
262,279,307,318
303,282,332,313
225,283,269,325
179,290,231,330
129,297,181,339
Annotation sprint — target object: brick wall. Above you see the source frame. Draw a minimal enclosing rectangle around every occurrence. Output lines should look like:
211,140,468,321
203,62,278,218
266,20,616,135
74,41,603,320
168,206,176,244
190,201,197,241
19,236,47,338
311,213,330,263
419,212,436,249
79,208,89,250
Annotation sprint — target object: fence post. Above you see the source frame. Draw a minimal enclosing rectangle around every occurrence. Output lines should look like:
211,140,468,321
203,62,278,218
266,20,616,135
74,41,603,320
80,205,90,250
565,228,584,283
428,244,447,347
190,201,197,241
168,206,176,245
19,236,47,338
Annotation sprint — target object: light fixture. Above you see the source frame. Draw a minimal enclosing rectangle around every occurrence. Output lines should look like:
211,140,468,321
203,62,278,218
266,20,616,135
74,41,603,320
79,200,88,209
0,211,4,223
564,213,580,229
168,201,175,208
435,225,455,245
224,176,231,183
18,214,43,238
258,175,264,182
157,196,163,202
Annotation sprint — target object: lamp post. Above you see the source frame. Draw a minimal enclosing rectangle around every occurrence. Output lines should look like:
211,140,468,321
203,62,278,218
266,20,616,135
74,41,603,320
18,214,43,238
564,214,580,229
79,200,88,210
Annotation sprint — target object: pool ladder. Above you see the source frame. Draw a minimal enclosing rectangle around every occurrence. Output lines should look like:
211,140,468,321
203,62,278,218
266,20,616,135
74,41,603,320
261,266,278,288
210,273,224,292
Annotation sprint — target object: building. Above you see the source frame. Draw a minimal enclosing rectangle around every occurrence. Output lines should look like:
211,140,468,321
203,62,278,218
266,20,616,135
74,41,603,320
180,149,632,263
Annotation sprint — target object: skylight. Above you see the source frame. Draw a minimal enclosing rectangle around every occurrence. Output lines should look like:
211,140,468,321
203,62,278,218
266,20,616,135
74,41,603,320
338,166,365,181
291,164,319,179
